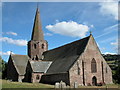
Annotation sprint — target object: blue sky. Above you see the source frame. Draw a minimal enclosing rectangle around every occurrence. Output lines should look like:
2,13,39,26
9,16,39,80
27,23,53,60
1,2,118,62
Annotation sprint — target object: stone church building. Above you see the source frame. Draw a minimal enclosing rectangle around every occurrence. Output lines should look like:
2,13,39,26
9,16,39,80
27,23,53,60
7,7,113,86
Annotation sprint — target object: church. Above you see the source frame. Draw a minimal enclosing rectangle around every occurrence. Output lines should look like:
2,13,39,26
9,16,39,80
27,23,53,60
7,7,113,86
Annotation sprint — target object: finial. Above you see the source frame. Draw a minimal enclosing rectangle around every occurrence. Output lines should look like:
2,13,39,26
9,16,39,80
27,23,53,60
10,51,12,55
90,30,92,35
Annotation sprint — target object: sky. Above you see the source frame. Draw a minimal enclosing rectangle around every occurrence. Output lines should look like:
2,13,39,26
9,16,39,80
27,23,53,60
1,1,119,62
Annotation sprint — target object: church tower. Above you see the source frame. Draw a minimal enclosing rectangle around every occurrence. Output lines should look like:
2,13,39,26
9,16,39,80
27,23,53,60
28,7,48,60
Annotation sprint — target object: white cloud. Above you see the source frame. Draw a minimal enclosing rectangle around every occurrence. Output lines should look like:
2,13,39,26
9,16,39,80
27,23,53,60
111,41,118,46
0,37,27,46
6,32,18,36
99,0,118,20
0,51,14,56
44,33,53,36
103,52,117,55
46,21,89,38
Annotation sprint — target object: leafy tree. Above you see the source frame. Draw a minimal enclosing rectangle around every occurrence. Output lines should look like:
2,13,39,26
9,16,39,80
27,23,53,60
114,60,120,84
0,56,7,79
103,54,120,84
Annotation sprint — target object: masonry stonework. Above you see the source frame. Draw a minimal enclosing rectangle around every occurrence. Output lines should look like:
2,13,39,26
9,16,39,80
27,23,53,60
69,35,113,86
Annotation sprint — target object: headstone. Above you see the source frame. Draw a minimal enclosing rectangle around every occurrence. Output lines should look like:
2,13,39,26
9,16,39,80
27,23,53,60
60,81,66,88
66,85,70,88
74,82,78,88
55,82,60,88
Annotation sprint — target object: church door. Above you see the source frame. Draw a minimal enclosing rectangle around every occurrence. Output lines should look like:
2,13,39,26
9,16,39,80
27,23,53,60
92,76,97,86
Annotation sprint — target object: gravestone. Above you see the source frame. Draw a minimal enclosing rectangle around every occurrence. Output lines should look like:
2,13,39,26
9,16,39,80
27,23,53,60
55,81,66,89
66,85,70,88
74,82,78,88
60,81,66,88
55,82,60,88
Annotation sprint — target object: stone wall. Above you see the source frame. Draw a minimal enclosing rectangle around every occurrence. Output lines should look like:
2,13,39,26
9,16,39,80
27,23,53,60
32,73,43,83
69,60,84,86
40,72,70,85
28,40,48,60
69,35,113,86
18,75,24,82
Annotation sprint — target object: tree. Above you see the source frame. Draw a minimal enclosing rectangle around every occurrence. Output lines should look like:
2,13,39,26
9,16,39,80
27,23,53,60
0,56,7,79
113,57,120,84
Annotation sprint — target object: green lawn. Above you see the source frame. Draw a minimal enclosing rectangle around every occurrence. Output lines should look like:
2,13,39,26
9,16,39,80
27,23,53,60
1,79,119,89
2,79,54,88
78,84,119,88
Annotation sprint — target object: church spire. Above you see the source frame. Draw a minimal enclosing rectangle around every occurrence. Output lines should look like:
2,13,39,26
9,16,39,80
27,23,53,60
28,6,48,60
31,7,44,41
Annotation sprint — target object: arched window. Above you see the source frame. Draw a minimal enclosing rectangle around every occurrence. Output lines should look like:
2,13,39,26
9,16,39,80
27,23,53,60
35,55,39,60
42,44,44,49
78,67,80,75
32,57,34,60
34,44,37,49
36,75,39,80
77,62,80,75
106,67,107,73
91,58,97,73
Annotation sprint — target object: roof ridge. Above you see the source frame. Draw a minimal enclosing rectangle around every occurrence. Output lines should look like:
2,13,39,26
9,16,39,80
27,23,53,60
11,54,28,56
44,35,90,53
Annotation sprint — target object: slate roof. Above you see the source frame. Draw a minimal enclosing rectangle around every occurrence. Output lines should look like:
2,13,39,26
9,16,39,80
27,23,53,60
30,61,52,73
11,54,29,75
43,35,90,74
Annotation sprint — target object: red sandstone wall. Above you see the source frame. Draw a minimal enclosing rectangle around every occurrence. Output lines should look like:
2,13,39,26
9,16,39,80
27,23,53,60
32,73,43,83
69,35,113,86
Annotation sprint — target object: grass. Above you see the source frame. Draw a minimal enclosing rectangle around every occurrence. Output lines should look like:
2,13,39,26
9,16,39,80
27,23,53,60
78,84,119,88
2,79,54,88
1,79,119,89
